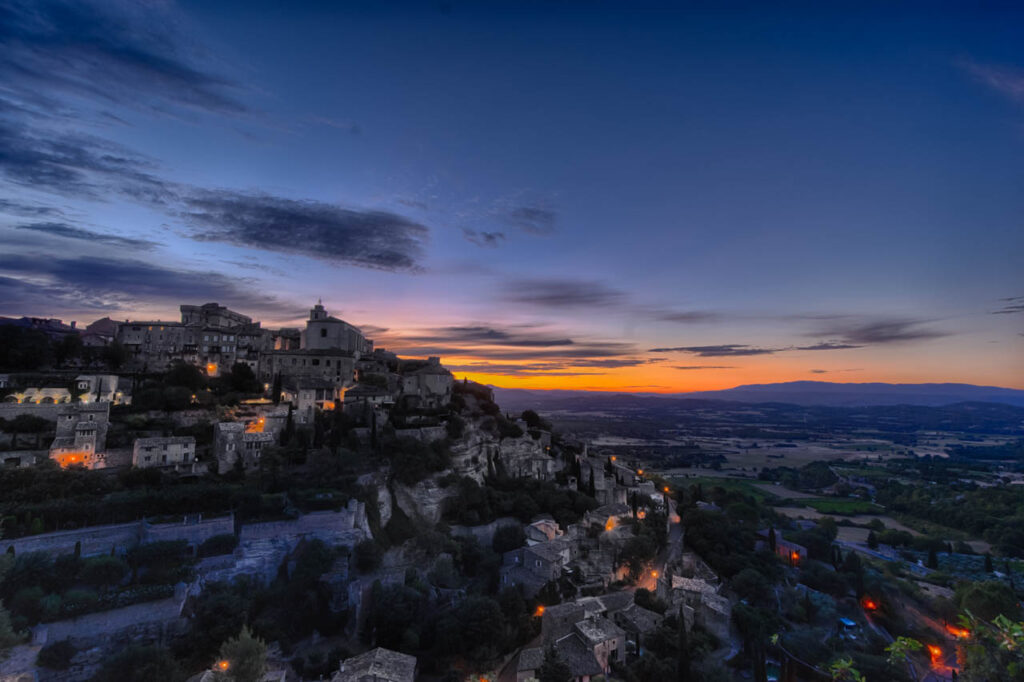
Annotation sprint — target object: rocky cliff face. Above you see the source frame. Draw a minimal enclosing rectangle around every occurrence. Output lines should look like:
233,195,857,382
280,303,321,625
389,420,562,525
391,476,458,525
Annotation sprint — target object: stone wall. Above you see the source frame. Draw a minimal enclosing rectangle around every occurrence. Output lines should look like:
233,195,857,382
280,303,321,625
0,403,60,422
145,515,235,546
3,522,143,558
2,515,235,558
38,593,187,645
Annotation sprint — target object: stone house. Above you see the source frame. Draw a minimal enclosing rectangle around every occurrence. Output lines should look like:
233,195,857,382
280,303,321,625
613,603,664,656
214,422,274,474
74,374,131,405
501,542,566,597
132,436,196,469
331,647,416,682
398,357,453,410
524,612,626,681
281,377,341,425
49,402,109,468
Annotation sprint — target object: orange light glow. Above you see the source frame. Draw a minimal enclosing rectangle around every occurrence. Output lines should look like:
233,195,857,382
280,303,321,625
217,660,230,671
55,452,89,468
605,518,615,531
651,570,659,578
790,550,800,565
861,597,878,611
206,363,217,374
928,644,942,662
637,469,644,475
245,419,264,433
610,456,616,461
534,605,545,617
663,486,671,493
637,510,647,519
323,400,335,410
946,624,970,639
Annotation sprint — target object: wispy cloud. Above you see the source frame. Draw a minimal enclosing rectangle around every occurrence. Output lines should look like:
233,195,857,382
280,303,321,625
793,342,862,351
960,58,1024,104
655,310,721,324
992,296,1024,315
462,228,506,248
0,252,299,317
808,318,949,344
0,0,249,117
0,198,64,217
501,278,626,308
181,191,429,272
15,221,158,250
673,365,736,370
501,205,556,235
651,344,777,357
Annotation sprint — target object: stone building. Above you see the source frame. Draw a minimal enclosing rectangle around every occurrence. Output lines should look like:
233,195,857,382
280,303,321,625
132,436,196,469
397,357,453,410
214,422,274,474
260,348,356,386
302,301,372,355
116,302,271,374
280,377,341,425
49,402,109,468
74,374,131,405
332,647,417,682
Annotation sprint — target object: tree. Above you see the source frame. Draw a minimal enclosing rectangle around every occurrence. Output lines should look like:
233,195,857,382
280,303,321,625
53,334,83,368
867,530,879,550
829,657,865,681
227,363,261,394
78,555,128,592
101,340,129,371
768,527,777,554
165,362,205,391
957,581,1021,622
677,606,691,682
217,626,267,682
537,645,571,682
984,553,994,573
492,524,526,554
91,645,185,682
354,540,382,573
620,535,657,580
927,548,939,570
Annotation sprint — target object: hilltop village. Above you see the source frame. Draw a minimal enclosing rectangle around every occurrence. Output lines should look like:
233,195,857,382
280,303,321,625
1,304,1022,682
0,303,718,682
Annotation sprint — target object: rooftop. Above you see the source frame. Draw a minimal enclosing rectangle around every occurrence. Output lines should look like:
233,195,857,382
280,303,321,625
574,615,625,645
332,647,416,682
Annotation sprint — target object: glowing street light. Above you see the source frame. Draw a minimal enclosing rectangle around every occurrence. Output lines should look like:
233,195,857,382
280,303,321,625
216,659,230,672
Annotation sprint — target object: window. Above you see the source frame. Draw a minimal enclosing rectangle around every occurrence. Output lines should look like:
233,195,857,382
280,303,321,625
320,329,327,338
312,359,320,366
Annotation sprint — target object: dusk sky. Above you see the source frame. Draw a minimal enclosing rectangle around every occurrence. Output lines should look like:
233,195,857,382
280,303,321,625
1,1,1022,391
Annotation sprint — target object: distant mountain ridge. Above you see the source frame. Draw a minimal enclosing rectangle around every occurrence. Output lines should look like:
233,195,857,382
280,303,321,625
494,381,1024,409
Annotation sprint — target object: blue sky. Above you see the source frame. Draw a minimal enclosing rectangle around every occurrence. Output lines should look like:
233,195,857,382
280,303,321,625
0,0,1021,390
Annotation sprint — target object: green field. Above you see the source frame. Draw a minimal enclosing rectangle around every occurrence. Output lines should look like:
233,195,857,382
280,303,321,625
802,498,884,515
668,475,780,503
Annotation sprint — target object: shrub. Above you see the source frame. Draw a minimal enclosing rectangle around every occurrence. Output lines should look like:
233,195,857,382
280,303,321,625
354,540,382,573
198,534,239,558
37,640,76,670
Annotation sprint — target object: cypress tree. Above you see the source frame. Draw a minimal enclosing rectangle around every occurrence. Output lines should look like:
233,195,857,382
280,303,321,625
677,606,691,682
